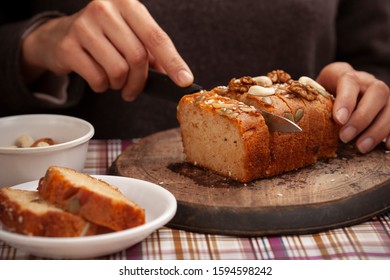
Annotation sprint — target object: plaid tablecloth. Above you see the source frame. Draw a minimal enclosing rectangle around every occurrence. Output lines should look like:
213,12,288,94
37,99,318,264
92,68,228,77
1,139,389,260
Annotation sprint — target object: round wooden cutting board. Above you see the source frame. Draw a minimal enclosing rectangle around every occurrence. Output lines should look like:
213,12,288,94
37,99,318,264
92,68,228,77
111,128,390,236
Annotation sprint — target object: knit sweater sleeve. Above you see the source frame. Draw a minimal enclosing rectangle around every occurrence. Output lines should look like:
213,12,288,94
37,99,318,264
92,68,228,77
0,11,85,115
336,0,390,85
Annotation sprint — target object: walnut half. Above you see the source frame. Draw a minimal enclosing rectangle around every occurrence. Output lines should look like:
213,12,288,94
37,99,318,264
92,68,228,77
288,81,319,101
267,70,292,84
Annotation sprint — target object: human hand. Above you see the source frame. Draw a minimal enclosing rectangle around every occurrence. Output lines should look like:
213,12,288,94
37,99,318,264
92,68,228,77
21,0,193,101
317,62,390,153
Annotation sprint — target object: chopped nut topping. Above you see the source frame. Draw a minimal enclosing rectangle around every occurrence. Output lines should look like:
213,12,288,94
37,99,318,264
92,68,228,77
248,85,275,97
216,108,239,119
267,70,292,84
288,81,319,101
212,102,237,109
261,96,273,106
253,76,273,87
294,108,305,122
213,70,330,102
227,76,256,93
194,90,261,120
204,99,215,105
194,94,206,104
298,76,331,98
239,106,257,113
215,86,228,94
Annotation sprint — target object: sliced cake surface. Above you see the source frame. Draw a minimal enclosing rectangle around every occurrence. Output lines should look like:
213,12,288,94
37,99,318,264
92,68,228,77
0,188,101,237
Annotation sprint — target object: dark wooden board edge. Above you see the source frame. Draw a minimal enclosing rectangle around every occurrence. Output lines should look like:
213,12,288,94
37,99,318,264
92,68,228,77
109,128,390,237
166,180,390,236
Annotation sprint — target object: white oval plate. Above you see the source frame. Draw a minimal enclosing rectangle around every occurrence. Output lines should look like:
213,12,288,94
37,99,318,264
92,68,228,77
0,175,177,259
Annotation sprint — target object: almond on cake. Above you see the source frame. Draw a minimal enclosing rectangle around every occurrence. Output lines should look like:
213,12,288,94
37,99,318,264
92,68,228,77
177,70,339,182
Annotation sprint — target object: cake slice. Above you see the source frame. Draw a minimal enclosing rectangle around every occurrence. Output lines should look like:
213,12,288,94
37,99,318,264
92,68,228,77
38,166,145,231
177,90,270,182
0,188,105,237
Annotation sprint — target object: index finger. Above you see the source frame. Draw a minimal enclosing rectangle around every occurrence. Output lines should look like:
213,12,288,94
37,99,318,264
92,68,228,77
120,1,193,87
332,71,360,125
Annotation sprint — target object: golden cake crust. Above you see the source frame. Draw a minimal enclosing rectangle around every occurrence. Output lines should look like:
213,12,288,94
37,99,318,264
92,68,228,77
0,188,104,237
38,166,145,231
177,70,339,182
177,91,270,182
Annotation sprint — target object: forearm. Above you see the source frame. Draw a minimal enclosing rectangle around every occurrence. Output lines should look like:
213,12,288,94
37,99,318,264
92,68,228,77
0,12,84,114
20,13,66,85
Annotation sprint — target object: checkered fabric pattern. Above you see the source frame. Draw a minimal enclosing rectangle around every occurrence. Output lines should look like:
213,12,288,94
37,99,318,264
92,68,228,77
1,140,389,260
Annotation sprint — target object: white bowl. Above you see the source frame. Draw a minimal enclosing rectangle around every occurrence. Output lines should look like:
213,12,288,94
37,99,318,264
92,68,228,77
0,175,177,259
0,114,94,187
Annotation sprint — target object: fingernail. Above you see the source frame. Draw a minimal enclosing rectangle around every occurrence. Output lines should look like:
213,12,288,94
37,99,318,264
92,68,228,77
336,107,349,125
122,94,136,102
177,70,193,87
340,126,357,143
358,137,374,154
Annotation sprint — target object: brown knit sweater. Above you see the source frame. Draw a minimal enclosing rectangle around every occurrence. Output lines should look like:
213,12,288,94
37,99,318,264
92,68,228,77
0,0,389,138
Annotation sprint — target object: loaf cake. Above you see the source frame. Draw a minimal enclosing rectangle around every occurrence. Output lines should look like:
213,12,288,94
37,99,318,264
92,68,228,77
177,70,339,182
38,166,145,231
0,188,107,237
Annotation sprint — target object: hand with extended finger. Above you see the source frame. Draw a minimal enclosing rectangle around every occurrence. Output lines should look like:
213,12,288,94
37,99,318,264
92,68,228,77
21,0,193,101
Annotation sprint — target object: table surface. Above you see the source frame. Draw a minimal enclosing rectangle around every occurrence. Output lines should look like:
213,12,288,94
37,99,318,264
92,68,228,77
1,139,389,260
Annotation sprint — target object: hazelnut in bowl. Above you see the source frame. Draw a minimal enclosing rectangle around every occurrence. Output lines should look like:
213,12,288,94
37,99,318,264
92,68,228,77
0,114,94,187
